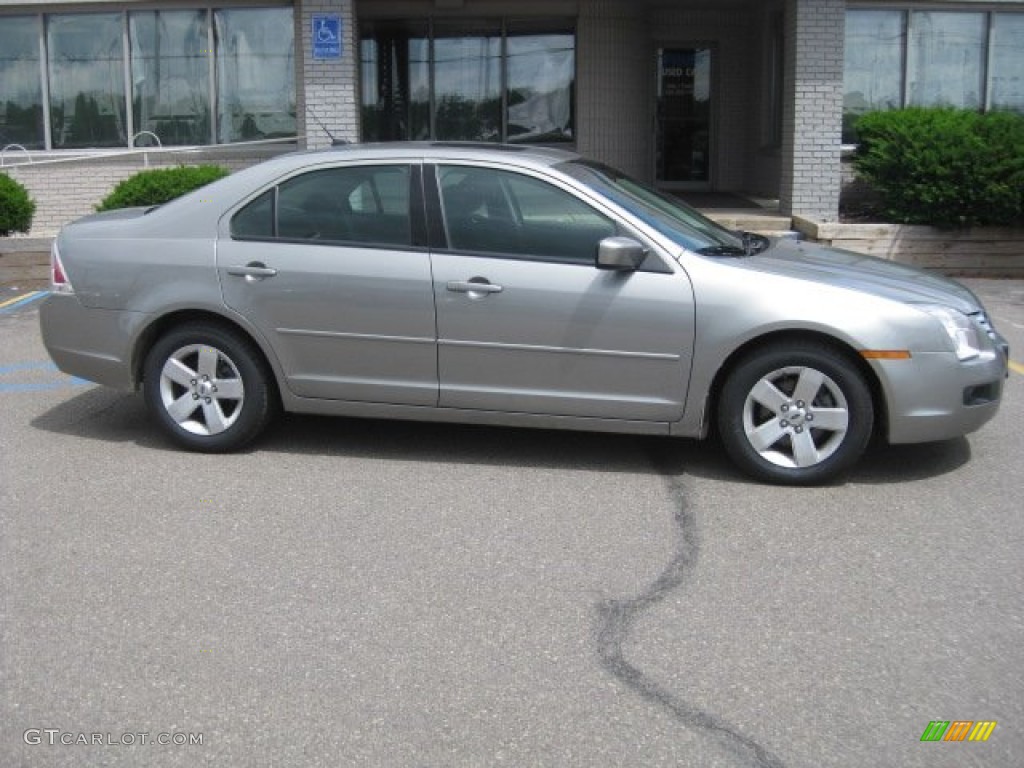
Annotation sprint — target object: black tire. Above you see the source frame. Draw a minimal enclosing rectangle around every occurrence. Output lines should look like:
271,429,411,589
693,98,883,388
143,322,275,452
717,341,874,485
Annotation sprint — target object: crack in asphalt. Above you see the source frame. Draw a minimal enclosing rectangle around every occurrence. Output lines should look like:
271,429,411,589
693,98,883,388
595,444,786,768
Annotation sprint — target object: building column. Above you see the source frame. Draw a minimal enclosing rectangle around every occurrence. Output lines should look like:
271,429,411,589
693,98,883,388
576,0,652,182
780,0,844,221
294,0,359,149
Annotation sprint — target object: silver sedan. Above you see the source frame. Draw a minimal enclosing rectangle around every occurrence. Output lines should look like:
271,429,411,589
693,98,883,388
40,143,1009,484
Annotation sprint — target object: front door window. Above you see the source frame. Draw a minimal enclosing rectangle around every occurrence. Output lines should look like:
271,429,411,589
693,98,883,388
656,48,712,187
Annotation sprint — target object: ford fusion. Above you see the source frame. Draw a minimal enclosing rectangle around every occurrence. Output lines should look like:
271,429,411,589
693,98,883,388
40,144,1009,484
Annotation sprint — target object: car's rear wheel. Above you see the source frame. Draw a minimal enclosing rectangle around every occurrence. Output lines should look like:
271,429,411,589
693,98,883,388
143,323,274,452
717,342,874,485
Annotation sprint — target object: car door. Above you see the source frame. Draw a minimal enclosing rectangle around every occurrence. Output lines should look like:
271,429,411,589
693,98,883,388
428,162,695,422
218,162,438,406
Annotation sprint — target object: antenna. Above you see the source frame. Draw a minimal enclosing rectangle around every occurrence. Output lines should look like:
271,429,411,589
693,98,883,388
307,107,348,146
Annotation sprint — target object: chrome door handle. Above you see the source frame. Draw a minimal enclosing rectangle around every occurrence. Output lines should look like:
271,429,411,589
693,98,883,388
226,262,278,281
446,280,503,295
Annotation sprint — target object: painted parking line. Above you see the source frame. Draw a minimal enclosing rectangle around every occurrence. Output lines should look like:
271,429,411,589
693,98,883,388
1010,360,1024,376
0,291,49,312
0,360,88,393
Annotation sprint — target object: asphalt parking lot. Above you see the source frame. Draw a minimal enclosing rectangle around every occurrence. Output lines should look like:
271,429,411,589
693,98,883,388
2,279,1022,767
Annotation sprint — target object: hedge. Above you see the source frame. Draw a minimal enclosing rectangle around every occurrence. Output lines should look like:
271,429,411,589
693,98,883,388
0,173,36,236
853,108,1024,228
98,165,230,211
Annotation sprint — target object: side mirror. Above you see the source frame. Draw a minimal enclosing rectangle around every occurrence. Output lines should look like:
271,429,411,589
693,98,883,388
596,236,647,271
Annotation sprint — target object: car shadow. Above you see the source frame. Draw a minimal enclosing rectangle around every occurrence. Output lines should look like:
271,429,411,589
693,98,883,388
31,388,970,483
30,388,736,477
30,388,168,448
650,433,971,486
264,415,746,478
846,436,971,484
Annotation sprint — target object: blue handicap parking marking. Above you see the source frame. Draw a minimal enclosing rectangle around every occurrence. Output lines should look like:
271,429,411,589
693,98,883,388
0,291,50,313
0,360,89,393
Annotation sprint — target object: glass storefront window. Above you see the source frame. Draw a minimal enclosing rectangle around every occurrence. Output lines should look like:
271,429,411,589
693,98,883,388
360,20,430,141
990,14,1024,113
360,18,575,144
0,16,45,149
907,12,985,109
130,10,211,146
843,9,1024,141
506,23,574,143
47,13,127,148
214,8,295,143
2,6,296,151
433,21,502,141
843,10,904,143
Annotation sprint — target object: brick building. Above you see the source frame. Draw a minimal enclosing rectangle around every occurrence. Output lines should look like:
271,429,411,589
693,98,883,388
1,0,1022,235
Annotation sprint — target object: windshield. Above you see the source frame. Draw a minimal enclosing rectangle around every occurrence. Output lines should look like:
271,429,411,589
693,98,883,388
558,160,746,254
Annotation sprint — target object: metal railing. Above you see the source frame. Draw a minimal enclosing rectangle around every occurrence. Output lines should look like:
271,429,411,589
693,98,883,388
0,136,302,169
1,144,33,167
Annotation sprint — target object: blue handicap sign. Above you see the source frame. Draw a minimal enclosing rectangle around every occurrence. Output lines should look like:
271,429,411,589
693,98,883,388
312,15,342,60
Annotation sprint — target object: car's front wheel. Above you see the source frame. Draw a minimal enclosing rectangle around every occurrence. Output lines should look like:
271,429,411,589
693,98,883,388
143,323,275,452
717,342,874,485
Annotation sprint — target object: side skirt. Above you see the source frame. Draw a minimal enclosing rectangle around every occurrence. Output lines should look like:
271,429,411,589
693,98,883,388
281,394,674,436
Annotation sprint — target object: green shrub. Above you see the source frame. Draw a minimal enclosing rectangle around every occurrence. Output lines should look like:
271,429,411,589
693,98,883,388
0,173,36,236
853,108,1024,228
97,165,230,211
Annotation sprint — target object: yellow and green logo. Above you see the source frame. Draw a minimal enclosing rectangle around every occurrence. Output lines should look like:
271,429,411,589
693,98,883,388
920,721,997,742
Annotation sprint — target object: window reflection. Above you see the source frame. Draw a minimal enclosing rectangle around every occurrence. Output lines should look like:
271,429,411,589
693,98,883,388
359,18,575,144
843,10,904,142
0,16,44,149
215,8,295,143
360,21,429,141
990,14,1024,113
506,25,574,142
47,14,127,148
130,10,211,145
907,12,985,109
433,22,501,141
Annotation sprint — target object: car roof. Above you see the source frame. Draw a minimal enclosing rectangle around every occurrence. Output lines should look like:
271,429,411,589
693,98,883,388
286,141,582,168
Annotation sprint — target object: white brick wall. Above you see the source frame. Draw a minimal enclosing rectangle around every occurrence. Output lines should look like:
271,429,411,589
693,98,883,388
4,149,275,236
576,0,652,181
295,0,359,148
779,0,844,220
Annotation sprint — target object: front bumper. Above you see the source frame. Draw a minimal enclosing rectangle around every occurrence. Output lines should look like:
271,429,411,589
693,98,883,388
878,341,1008,445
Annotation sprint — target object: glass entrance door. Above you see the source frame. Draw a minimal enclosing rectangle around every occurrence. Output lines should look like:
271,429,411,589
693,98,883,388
656,48,712,187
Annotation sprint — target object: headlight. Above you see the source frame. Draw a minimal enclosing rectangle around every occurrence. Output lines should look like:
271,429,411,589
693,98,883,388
919,305,981,361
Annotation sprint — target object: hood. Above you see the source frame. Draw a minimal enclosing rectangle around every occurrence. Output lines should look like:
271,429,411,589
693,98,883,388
734,238,981,314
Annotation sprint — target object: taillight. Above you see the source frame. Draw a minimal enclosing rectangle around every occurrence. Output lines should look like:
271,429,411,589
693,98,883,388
51,241,74,294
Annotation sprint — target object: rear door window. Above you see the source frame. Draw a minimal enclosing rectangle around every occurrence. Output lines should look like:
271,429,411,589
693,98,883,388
231,164,413,247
